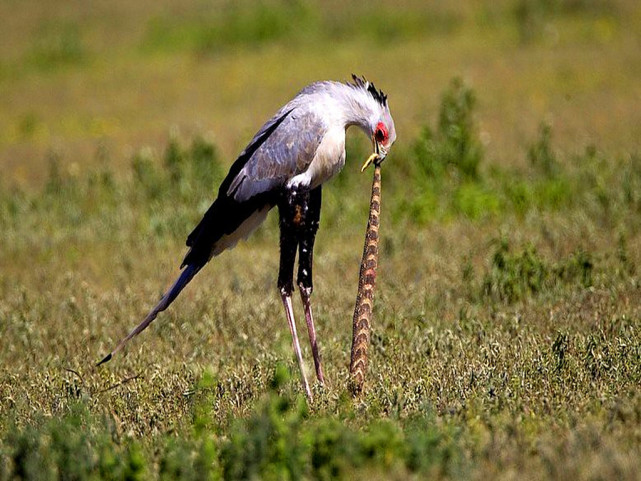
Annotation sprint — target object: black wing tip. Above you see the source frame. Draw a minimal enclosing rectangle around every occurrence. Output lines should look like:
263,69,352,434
96,353,112,367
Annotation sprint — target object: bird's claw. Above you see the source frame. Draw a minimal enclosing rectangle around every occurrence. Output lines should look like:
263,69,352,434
360,153,380,173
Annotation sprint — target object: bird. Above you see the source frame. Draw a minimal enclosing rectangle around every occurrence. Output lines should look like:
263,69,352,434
97,75,397,399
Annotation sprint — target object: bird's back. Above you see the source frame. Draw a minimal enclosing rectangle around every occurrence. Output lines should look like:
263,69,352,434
181,85,340,267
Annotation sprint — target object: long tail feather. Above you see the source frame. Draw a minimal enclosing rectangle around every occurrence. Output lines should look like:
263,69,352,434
97,264,201,366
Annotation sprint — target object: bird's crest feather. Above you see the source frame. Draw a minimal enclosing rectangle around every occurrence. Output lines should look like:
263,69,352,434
350,74,388,107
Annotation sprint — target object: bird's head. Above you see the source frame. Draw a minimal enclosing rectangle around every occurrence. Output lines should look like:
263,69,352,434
348,75,396,166
371,108,396,162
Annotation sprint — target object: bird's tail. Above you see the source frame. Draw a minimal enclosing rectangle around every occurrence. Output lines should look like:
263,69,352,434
96,263,202,366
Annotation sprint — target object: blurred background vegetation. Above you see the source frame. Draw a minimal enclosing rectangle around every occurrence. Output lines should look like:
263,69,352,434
1,0,641,479
2,0,640,185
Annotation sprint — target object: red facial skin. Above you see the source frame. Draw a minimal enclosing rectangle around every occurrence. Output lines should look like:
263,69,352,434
374,121,389,144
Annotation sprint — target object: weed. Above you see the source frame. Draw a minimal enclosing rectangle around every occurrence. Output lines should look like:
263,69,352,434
483,239,547,302
133,136,223,202
160,437,221,481
528,122,558,178
551,332,569,372
414,78,483,181
221,394,308,480
132,147,165,200
3,406,149,481
620,153,641,213
553,248,593,288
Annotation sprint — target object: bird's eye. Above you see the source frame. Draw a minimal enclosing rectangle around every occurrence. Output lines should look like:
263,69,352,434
374,122,388,143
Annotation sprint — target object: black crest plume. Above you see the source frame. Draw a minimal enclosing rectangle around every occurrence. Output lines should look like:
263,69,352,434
350,74,388,107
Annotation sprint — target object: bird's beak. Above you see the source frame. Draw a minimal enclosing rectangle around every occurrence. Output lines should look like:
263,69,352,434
376,142,388,161
361,139,387,172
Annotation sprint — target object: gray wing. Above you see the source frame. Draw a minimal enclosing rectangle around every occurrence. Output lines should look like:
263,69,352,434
226,105,327,202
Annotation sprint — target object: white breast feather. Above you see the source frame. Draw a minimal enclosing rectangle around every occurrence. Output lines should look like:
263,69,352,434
286,126,345,190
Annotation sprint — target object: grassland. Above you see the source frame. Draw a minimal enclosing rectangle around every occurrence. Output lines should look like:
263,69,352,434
1,0,641,479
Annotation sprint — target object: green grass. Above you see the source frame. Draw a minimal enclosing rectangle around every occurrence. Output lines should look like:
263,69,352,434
2,0,641,479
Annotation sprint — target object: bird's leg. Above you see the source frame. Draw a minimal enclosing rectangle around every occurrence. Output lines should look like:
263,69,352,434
297,186,324,384
280,291,311,399
278,188,312,400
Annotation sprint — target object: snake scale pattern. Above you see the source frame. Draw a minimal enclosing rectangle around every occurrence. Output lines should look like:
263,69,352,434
349,163,382,396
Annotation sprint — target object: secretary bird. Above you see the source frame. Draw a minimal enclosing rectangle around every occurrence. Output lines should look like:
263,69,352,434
98,75,397,399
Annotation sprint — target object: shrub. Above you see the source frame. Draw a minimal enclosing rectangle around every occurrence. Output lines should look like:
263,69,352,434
414,78,483,181
482,238,594,302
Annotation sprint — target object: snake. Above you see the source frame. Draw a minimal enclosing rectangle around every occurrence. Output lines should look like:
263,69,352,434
349,154,382,396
